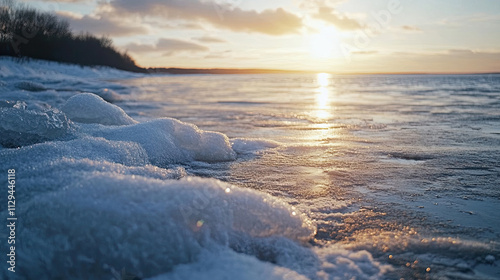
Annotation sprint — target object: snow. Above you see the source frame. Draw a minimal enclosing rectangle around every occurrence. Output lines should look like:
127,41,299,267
1,88,237,164
61,93,136,125
148,249,310,280
85,117,237,164
10,175,315,279
0,56,140,80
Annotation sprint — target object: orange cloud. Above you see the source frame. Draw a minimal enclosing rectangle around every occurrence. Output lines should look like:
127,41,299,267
192,36,227,43
108,0,302,35
401,25,422,32
312,6,363,30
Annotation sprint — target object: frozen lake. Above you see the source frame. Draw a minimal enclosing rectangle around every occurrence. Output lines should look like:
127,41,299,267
1,58,499,279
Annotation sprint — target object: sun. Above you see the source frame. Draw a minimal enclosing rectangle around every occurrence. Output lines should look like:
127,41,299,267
309,26,341,59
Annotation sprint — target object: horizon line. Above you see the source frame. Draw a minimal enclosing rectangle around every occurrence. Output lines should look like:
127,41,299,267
147,67,500,75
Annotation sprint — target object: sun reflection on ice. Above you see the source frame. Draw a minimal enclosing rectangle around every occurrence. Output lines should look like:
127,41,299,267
317,72,330,87
299,73,339,144
315,73,333,121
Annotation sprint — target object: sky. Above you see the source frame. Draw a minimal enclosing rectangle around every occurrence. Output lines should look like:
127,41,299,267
21,0,500,73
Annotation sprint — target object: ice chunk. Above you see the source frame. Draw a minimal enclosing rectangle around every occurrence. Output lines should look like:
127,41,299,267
61,93,136,125
0,106,71,147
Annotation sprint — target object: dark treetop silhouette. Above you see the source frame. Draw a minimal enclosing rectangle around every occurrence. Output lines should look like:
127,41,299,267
0,1,145,73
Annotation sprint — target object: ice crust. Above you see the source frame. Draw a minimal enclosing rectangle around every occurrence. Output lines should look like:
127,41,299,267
0,104,71,147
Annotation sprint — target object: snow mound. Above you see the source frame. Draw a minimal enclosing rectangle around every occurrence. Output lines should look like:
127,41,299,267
88,118,237,164
12,175,315,279
148,249,310,280
61,93,136,125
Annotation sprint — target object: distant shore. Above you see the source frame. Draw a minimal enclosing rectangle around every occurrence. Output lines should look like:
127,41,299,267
147,67,500,75
147,67,311,75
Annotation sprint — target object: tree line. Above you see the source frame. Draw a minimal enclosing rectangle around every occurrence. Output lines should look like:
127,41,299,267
0,0,146,73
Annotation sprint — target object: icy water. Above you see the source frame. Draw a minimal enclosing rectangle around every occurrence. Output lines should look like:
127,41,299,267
1,58,499,279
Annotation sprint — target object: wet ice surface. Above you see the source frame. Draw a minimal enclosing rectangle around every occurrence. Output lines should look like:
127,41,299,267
1,58,499,279
121,73,500,279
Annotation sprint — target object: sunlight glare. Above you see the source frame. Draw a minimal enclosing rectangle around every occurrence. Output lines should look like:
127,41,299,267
309,27,341,59
317,72,329,87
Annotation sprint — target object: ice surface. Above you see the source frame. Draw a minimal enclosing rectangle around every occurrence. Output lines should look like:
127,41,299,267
231,138,281,155
14,81,47,92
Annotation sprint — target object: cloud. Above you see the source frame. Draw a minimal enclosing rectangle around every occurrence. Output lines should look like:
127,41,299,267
439,14,500,27
387,50,500,72
107,0,302,35
204,50,232,59
401,25,422,32
192,36,227,43
312,6,363,30
39,0,90,2
140,20,204,30
125,38,209,56
57,11,147,37
352,50,378,55
179,22,204,29
337,49,500,73
446,49,475,55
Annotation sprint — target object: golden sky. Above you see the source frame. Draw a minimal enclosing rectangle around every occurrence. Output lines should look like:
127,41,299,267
24,0,500,73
